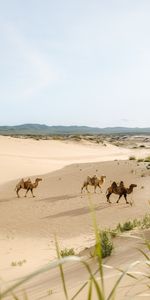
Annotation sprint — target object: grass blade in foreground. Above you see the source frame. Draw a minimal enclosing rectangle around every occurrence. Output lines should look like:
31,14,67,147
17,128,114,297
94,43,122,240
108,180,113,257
55,235,69,300
107,261,140,300
70,268,99,300
88,194,105,298
87,279,93,300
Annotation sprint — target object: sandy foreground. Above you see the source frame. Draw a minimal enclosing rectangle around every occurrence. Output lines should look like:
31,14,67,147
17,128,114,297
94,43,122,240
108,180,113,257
0,136,150,299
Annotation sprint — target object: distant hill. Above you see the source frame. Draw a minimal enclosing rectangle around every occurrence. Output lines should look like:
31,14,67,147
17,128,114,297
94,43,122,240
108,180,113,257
0,124,150,135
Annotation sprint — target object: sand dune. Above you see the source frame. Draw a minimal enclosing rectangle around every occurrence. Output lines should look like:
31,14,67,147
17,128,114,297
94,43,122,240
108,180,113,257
0,136,150,184
0,136,150,299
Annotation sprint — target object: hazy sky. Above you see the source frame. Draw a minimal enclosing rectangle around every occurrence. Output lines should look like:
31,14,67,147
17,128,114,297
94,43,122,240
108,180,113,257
1,0,150,127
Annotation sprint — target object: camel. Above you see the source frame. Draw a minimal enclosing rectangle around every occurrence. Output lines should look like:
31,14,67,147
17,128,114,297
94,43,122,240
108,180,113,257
106,181,137,204
15,177,42,198
81,175,106,193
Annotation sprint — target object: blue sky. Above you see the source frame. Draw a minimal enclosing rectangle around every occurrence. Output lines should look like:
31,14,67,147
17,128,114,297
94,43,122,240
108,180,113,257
1,0,150,127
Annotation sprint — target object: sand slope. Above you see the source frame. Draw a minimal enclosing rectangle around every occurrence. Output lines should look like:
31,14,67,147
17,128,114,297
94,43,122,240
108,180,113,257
0,137,150,299
0,136,150,184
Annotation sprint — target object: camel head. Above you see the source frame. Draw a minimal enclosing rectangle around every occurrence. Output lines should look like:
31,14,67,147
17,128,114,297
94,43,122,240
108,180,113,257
130,184,137,188
127,184,137,194
35,178,42,183
101,175,106,181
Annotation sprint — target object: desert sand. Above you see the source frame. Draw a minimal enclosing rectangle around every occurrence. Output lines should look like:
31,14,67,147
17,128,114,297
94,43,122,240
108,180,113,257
1,135,150,184
0,136,150,299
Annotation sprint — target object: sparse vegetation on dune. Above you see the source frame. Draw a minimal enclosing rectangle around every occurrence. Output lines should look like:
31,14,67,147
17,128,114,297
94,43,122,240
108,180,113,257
137,158,144,162
99,231,113,258
60,248,76,257
128,155,150,162
1,213,149,300
129,155,136,160
144,156,150,162
11,260,26,267
109,214,150,235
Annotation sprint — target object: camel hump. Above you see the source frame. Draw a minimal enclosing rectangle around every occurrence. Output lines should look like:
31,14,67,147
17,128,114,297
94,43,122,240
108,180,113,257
111,181,117,189
15,178,24,190
87,175,96,182
90,175,97,184
86,176,91,183
119,181,125,187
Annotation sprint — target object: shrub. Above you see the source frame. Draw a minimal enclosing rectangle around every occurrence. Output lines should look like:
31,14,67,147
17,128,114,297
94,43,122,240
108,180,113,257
144,156,150,162
141,214,150,229
116,223,122,232
137,158,144,162
132,218,141,228
116,221,134,232
115,215,150,233
11,260,26,267
120,221,134,231
60,248,75,257
100,230,113,258
109,228,118,238
129,156,136,160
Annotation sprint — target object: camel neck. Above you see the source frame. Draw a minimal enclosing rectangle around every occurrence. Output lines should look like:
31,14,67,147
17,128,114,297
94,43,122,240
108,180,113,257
127,186,133,194
33,181,38,188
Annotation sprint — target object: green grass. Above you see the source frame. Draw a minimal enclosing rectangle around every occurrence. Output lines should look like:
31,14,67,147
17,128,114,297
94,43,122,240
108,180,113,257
60,248,76,257
119,221,134,232
112,214,150,235
144,156,150,162
47,289,53,296
137,158,144,162
91,230,113,259
129,156,136,160
11,260,26,267
100,231,113,258
140,214,150,229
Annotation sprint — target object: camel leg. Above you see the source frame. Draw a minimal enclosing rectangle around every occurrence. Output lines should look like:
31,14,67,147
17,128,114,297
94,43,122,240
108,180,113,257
81,183,88,193
116,194,123,203
106,193,112,203
31,189,35,197
98,184,102,193
124,194,129,204
16,188,21,198
81,184,86,194
24,189,29,197
86,185,90,193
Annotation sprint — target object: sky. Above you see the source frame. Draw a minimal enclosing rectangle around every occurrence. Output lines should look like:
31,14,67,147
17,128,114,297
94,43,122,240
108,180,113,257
1,0,150,127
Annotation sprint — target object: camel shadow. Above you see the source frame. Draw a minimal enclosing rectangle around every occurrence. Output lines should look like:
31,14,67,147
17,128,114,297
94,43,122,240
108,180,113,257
0,197,15,202
43,203,109,219
39,194,80,203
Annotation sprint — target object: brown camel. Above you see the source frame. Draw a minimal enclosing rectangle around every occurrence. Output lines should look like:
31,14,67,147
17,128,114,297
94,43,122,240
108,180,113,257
106,181,137,204
81,175,106,193
15,178,42,198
